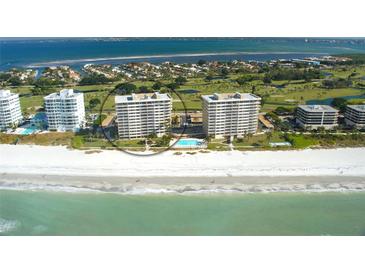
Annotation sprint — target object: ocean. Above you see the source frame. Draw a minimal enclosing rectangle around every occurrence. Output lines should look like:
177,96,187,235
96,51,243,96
1,189,365,236
1,38,365,70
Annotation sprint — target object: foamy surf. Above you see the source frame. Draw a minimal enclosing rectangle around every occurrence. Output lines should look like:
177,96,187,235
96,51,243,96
0,184,103,193
0,218,20,233
1,182,365,195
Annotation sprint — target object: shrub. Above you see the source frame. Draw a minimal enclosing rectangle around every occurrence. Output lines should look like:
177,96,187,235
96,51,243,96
285,135,318,149
71,136,84,149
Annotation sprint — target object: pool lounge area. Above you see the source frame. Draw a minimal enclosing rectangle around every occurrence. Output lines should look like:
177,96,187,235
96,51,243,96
6,112,48,135
20,126,39,135
172,138,207,149
10,126,41,135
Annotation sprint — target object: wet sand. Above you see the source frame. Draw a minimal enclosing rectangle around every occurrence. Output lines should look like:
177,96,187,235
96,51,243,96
1,173,365,193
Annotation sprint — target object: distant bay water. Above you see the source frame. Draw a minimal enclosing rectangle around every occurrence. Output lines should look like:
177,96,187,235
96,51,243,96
1,38,365,70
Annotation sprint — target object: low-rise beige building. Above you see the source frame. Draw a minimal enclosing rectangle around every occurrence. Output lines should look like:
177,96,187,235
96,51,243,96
345,105,365,128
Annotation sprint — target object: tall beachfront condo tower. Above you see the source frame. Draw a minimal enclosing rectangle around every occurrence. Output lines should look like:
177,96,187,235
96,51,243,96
344,105,365,128
296,105,339,129
202,92,261,139
0,90,23,130
115,92,172,139
44,89,85,132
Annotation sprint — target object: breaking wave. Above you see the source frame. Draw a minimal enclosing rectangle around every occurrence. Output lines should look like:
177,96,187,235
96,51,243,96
1,182,365,195
0,218,20,234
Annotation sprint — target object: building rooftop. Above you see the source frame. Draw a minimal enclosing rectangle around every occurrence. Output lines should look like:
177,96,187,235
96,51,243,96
44,89,83,99
346,105,365,112
298,105,338,112
258,114,274,129
115,92,171,103
101,115,116,127
0,89,13,98
202,92,261,102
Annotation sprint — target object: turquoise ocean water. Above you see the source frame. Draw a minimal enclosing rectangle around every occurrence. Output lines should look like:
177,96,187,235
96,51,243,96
1,189,365,236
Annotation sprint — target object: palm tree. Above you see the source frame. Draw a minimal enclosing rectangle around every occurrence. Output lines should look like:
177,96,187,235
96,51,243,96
267,132,273,141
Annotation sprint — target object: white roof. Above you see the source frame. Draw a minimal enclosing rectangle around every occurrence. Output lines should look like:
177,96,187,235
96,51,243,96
202,92,261,102
0,89,12,97
45,89,83,100
347,105,365,112
115,92,171,103
298,105,338,112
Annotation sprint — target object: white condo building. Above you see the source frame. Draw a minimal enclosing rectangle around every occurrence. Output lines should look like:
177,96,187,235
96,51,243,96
345,105,365,128
44,89,85,132
296,105,338,129
115,92,172,139
0,90,23,130
202,92,261,138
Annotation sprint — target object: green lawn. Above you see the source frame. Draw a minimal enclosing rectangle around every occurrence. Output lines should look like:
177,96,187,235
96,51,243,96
207,139,230,151
20,95,44,113
6,66,365,115
80,136,171,149
116,139,145,147
285,135,318,149
0,132,74,146
232,131,286,148
262,87,364,112
14,83,365,114
324,67,365,79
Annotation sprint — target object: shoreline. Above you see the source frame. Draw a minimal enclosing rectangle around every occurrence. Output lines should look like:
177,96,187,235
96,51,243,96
1,174,365,194
27,51,326,67
1,144,365,194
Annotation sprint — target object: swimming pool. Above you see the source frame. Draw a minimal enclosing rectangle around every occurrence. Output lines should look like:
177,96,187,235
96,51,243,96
173,138,206,148
20,127,38,135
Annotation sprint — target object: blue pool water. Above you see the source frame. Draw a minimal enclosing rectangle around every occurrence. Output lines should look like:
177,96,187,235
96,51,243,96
180,89,200,94
21,127,38,135
175,139,204,147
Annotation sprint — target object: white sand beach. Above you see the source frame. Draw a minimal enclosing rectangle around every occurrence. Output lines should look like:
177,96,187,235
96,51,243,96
1,145,365,193
1,144,365,177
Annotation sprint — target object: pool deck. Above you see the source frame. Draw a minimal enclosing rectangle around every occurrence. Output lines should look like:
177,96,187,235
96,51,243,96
171,138,207,149
6,126,45,135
